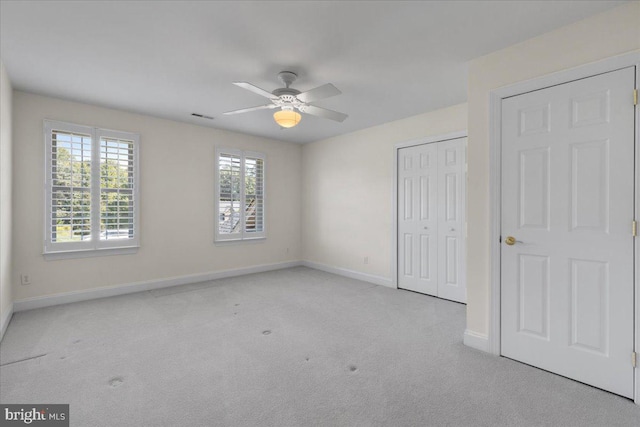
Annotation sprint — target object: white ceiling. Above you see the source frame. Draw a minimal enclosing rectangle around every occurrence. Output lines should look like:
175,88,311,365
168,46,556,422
0,1,628,144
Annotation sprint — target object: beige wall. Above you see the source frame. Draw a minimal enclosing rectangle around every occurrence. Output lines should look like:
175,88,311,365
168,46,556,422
12,91,302,300
302,103,467,280
1,61,13,332
466,2,640,336
6,2,639,334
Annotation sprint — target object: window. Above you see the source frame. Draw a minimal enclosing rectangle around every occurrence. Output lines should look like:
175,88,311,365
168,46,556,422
215,148,265,241
44,120,139,256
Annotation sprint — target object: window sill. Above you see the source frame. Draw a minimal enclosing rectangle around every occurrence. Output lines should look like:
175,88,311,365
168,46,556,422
44,246,139,261
214,237,266,246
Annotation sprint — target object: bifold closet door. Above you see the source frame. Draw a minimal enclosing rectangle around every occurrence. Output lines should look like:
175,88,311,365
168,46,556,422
398,138,467,303
398,143,439,296
436,139,466,302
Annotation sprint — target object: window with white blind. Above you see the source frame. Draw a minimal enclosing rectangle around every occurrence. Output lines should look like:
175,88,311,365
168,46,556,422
44,120,139,257
215,148,265,242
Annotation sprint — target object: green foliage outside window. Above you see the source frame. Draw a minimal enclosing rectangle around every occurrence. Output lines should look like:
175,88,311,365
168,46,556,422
53,145,133,242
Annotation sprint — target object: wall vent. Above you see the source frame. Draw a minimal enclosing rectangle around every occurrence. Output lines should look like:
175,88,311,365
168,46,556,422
191,113,214,120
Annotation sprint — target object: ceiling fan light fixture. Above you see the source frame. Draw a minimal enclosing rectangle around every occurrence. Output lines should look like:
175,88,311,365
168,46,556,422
273,108,301,128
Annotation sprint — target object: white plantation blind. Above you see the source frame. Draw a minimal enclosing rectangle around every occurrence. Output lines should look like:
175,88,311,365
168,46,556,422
50,129,92,243
45,121,139,254
244,156,264,234
218,153,242,236
215,148,265,241
100,136,135,241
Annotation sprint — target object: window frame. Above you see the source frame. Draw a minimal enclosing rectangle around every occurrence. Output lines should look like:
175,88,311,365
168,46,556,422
214,147,266,243
44,120,140,258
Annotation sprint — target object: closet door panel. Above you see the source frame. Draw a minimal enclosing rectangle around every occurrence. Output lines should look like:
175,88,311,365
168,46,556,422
398,144,438,295
437,138,467,303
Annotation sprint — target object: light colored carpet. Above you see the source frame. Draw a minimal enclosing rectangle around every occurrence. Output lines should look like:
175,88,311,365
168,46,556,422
1,267,638,426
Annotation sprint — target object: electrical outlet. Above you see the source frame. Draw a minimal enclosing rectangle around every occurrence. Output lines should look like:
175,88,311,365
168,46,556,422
364,256,369,265
286,247,290,254
21,274,31,285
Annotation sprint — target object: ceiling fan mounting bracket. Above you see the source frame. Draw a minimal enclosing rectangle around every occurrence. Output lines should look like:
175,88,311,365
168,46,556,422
277,71,298,88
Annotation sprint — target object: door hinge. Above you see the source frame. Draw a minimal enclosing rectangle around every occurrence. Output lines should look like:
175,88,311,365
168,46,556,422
633,220,637,237
634,89,638,106
633,352,637,368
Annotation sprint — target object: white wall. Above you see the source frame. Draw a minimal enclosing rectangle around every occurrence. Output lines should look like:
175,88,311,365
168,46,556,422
466,2,640,336
302,103,467,281
0,61,13,337
12,91,302,301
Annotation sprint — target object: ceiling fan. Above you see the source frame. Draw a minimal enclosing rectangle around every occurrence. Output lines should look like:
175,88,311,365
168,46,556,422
223,71,348,128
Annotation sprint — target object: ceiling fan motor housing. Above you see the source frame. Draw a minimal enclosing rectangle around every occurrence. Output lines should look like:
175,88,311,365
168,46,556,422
273,72,304,109
272,88,301,98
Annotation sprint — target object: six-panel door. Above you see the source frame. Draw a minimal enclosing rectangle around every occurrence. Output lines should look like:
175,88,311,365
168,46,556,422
500,67,635,398
398,138,467,303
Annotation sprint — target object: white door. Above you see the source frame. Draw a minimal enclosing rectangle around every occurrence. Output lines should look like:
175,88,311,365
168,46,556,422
398,138,467,303
500,67,635,398
437,139,467,302
398,143,439,296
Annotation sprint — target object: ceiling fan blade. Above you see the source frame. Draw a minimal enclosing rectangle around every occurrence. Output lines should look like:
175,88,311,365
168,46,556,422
301,105,348,122
296,83,341,103
223,104,277,115
233,82,277,99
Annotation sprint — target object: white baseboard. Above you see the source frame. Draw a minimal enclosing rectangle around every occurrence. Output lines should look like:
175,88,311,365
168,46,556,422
301,260,394,288
13,261,302,312
463,329,490,353
11,260,393,313
0,303,14,342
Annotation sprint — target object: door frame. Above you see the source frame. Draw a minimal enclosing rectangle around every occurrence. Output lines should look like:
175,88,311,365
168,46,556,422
392,130,468,290
488,51,640,404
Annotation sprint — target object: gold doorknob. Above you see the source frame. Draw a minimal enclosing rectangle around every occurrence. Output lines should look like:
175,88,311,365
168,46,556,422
505,236,516,246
